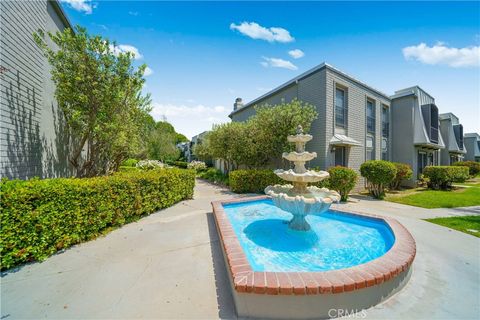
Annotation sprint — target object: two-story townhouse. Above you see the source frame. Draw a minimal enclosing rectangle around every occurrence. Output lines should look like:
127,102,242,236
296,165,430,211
230,63,392,188
439,113,466,165
464,133,480,162
229,64,471,188
381,86,445,185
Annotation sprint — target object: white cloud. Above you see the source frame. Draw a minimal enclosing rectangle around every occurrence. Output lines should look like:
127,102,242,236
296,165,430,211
403,42,480,67
288,49,305,59
150,103,227,118
230,22,294,43
60,0,93,14
150,103,230,138
143,66,153,76
261,57,298,70
110,44,143,60
128,11,139,16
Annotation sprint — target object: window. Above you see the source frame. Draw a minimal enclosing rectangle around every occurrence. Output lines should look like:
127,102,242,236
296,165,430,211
418,152,427,176
421,104,439,143
335,88,347,128
453,124,463,150
381,138,388,160
334,147,346,166
366,100,375,133
382,106,389,138
366,136,375,160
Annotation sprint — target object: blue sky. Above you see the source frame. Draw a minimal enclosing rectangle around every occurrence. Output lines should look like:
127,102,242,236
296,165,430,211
61,1,480,139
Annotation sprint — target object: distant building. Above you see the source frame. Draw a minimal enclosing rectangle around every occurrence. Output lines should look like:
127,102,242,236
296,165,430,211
0,0,73,179
187,131,209,162
229,63,474,187
464,133,480,162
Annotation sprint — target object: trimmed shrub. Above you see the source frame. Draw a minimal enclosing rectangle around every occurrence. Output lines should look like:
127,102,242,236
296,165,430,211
390,162,413,190
0,168,195,270
198,168,229,185
423,166,469,190
118,166,138,172
229,169,282,193
136,160,164,170
174,161,188,169
121,158,139,167
360,160,397,199
187,160,207,171
327,166,358,202
452,161,480,177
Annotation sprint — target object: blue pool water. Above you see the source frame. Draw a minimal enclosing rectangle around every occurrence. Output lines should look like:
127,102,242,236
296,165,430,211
223,199,395,272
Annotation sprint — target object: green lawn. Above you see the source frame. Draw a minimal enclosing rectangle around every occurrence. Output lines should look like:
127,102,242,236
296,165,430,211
425,216,480,237
386,186,480,208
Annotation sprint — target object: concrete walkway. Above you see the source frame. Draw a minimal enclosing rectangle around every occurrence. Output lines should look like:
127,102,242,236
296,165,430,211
1,180,479,319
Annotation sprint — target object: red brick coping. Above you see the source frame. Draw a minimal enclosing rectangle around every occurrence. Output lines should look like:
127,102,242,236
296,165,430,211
211,196,416,295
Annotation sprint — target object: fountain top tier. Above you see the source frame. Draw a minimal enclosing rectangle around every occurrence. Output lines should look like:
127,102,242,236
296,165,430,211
275,125,329,183
265,125,340,230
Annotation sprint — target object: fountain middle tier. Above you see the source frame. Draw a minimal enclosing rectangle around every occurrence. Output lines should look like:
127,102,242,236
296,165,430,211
274,169,329,184
282,151,317,162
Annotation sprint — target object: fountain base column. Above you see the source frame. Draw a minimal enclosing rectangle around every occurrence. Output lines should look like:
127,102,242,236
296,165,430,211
288,214,311,231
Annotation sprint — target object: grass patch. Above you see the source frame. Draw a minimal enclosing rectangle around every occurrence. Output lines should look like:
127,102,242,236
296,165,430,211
425,216,480,237
386,186,480,208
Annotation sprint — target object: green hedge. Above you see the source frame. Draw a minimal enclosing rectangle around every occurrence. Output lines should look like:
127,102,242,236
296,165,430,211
0,168,195,270
121,158,139,167
423,166,469,190
452,161,480,177
390,162,413,190
327,166,358,202
198,168,229,185
174,161,189,169
229,169,282,193
360,160,397,199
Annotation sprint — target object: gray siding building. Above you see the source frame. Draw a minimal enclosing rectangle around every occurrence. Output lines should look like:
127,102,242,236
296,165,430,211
231,63,391,183
464,133,480,162
0,0,73,179
230,63,465,187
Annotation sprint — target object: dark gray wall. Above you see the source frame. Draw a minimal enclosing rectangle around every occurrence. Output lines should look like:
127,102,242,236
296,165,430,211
0,0,73,179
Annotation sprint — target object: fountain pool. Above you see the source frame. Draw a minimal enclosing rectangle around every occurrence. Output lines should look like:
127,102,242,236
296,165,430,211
223,198,394,272
211,126,415,319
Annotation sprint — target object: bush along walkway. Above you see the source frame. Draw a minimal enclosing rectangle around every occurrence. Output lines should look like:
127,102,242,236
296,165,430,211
0,168,195,270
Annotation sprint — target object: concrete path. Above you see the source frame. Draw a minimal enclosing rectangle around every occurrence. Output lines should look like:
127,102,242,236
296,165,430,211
1,180,479,319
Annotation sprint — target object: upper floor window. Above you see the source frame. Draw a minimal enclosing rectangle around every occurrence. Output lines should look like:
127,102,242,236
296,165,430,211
421,104,439,143
382,105,389,138
453,124,464,150
366,100,375,133
335,88,347,128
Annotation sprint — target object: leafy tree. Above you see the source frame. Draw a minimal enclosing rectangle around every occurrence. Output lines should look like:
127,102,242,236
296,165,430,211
175,133,189,144
201,99,318,171
147,121,181,162
34,26,151,177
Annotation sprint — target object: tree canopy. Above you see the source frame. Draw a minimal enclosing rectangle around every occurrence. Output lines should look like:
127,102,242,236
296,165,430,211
198,99,318,171
34,26,151,177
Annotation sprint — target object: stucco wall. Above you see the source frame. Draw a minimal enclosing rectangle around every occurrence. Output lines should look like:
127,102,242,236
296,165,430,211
0,0,73,179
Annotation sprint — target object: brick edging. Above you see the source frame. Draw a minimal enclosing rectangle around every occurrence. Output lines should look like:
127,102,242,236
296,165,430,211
211,196,416,295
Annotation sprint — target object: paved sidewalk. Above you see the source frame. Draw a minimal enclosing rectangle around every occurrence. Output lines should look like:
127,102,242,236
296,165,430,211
1,180,479,319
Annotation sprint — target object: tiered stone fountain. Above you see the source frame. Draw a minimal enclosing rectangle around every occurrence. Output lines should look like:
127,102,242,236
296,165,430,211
265,125,340,231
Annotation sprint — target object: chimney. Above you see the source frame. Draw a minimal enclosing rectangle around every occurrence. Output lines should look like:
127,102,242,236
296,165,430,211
233,97,243,111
